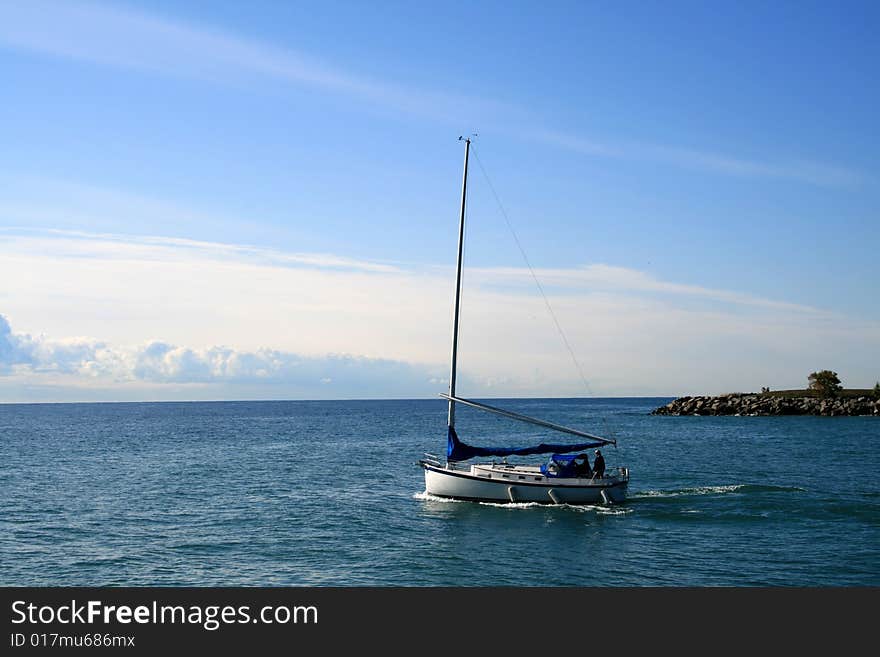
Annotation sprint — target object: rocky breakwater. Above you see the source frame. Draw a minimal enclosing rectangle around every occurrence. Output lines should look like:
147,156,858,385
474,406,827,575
652,393,880,417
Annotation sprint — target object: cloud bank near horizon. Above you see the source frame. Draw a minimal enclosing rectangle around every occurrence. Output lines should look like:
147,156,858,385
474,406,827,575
1,229,878,402
0,313,445,400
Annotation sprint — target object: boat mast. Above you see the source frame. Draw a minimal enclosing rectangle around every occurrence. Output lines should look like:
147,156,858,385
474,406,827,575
448,137,470,431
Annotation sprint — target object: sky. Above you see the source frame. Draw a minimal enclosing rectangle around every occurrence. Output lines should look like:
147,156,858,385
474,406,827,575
0,0,878,402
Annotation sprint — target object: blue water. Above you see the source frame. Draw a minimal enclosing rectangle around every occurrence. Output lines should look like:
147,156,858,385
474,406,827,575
1,398,878,586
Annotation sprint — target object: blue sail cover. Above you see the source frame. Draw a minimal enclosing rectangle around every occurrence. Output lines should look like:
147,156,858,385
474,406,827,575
446,426,606,462
540,453,590,477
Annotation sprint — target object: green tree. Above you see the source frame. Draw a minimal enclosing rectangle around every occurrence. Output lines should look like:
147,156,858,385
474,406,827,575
807,370,842,398
873,382,880,400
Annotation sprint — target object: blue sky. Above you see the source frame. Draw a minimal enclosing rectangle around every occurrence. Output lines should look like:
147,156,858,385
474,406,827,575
0,0,877,401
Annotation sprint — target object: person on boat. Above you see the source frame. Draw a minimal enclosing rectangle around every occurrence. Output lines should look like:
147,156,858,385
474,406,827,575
592,449,606,479
574,453,592,477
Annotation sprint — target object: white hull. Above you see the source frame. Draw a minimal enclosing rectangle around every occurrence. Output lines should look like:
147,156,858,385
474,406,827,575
422,461,628,504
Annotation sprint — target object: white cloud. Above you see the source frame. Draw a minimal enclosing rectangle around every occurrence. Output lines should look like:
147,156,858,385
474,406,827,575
19,228,400,274
532,130,867,188
0,1,863,187
1,229,878,401
0,313,109,375
0,0,509,124
472,263,822,314
0,314,443,396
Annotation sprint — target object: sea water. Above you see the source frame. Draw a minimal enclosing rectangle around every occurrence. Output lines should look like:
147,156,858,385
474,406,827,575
1,398,877,586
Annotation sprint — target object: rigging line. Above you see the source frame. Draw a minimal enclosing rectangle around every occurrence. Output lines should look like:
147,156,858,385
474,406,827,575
440,394,614,444
470,146,593,396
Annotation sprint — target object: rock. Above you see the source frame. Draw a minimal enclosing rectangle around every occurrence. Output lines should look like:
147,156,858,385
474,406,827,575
651,393,878,417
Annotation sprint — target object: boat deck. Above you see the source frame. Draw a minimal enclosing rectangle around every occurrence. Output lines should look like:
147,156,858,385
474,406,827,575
423,457,627,487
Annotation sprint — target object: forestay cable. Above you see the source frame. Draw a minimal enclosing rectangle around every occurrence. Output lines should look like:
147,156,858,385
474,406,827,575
471,146,593,396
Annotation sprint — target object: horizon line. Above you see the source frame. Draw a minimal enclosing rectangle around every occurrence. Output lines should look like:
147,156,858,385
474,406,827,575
0,394,681,406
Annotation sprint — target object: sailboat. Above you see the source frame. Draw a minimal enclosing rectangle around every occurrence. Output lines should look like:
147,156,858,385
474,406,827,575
420,137,629,504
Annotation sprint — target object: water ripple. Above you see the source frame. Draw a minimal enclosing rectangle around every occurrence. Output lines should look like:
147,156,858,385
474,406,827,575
1,399,878,586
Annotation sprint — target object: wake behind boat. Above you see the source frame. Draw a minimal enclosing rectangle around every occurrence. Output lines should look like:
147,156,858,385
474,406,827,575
420,138,629,505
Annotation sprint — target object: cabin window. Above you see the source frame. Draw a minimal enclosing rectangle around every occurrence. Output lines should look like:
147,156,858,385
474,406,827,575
534,477,542,481
518,476,525,480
